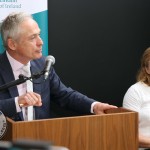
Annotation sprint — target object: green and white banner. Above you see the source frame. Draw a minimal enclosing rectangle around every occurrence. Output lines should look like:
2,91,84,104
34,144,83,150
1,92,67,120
0,0,48,56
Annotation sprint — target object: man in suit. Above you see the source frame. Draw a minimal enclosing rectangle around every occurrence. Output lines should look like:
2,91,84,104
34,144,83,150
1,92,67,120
0,12,117,121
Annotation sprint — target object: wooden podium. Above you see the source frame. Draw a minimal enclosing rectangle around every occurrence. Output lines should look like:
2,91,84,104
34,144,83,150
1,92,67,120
2,108,138,150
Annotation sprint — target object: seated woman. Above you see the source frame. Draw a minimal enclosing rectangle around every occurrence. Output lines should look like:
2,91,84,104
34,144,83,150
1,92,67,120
123,47,150,150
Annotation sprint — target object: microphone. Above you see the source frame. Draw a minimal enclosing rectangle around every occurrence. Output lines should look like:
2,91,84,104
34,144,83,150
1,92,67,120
44,55,55,80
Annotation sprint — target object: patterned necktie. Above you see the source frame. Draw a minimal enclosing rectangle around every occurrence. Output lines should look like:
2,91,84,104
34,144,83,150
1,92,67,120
22,64,33,121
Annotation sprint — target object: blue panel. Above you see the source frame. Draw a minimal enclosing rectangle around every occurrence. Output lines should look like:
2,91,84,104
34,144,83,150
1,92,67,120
0,35,4,54
33,10,48,56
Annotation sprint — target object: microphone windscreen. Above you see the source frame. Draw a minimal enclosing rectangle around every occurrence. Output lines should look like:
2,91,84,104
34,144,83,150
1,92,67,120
46,55,55,65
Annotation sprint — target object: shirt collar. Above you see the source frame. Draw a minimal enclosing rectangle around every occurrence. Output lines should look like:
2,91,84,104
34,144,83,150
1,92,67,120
6,51,30,71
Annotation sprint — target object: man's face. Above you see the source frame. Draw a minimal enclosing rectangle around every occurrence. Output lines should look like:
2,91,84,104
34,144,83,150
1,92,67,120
8,18,43,64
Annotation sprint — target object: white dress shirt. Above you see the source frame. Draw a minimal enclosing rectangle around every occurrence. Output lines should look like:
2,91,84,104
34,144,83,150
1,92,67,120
6,51,33,121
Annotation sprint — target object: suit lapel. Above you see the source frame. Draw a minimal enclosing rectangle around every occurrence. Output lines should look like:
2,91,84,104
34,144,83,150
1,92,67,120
0,52,23,120
30,61,43,119
30,61,42,94
0,52,19,97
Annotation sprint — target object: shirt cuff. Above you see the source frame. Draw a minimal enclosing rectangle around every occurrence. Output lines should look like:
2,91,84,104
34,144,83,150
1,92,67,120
91,102,99,113
15,97,21,112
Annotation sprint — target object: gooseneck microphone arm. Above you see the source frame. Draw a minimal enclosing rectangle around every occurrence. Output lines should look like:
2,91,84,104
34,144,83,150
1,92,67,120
0,71,44,92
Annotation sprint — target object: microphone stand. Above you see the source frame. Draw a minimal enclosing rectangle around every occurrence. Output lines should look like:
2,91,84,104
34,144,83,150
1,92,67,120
0,71,44,92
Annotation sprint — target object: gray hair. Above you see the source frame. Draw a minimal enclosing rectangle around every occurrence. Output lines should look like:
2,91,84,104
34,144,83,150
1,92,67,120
0,12,33,49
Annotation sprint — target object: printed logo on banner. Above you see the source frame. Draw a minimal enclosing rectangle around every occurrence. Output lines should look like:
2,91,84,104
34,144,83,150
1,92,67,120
0,111,7,139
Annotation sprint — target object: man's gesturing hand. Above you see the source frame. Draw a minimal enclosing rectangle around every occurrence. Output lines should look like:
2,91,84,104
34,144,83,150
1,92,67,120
18,92,42,107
